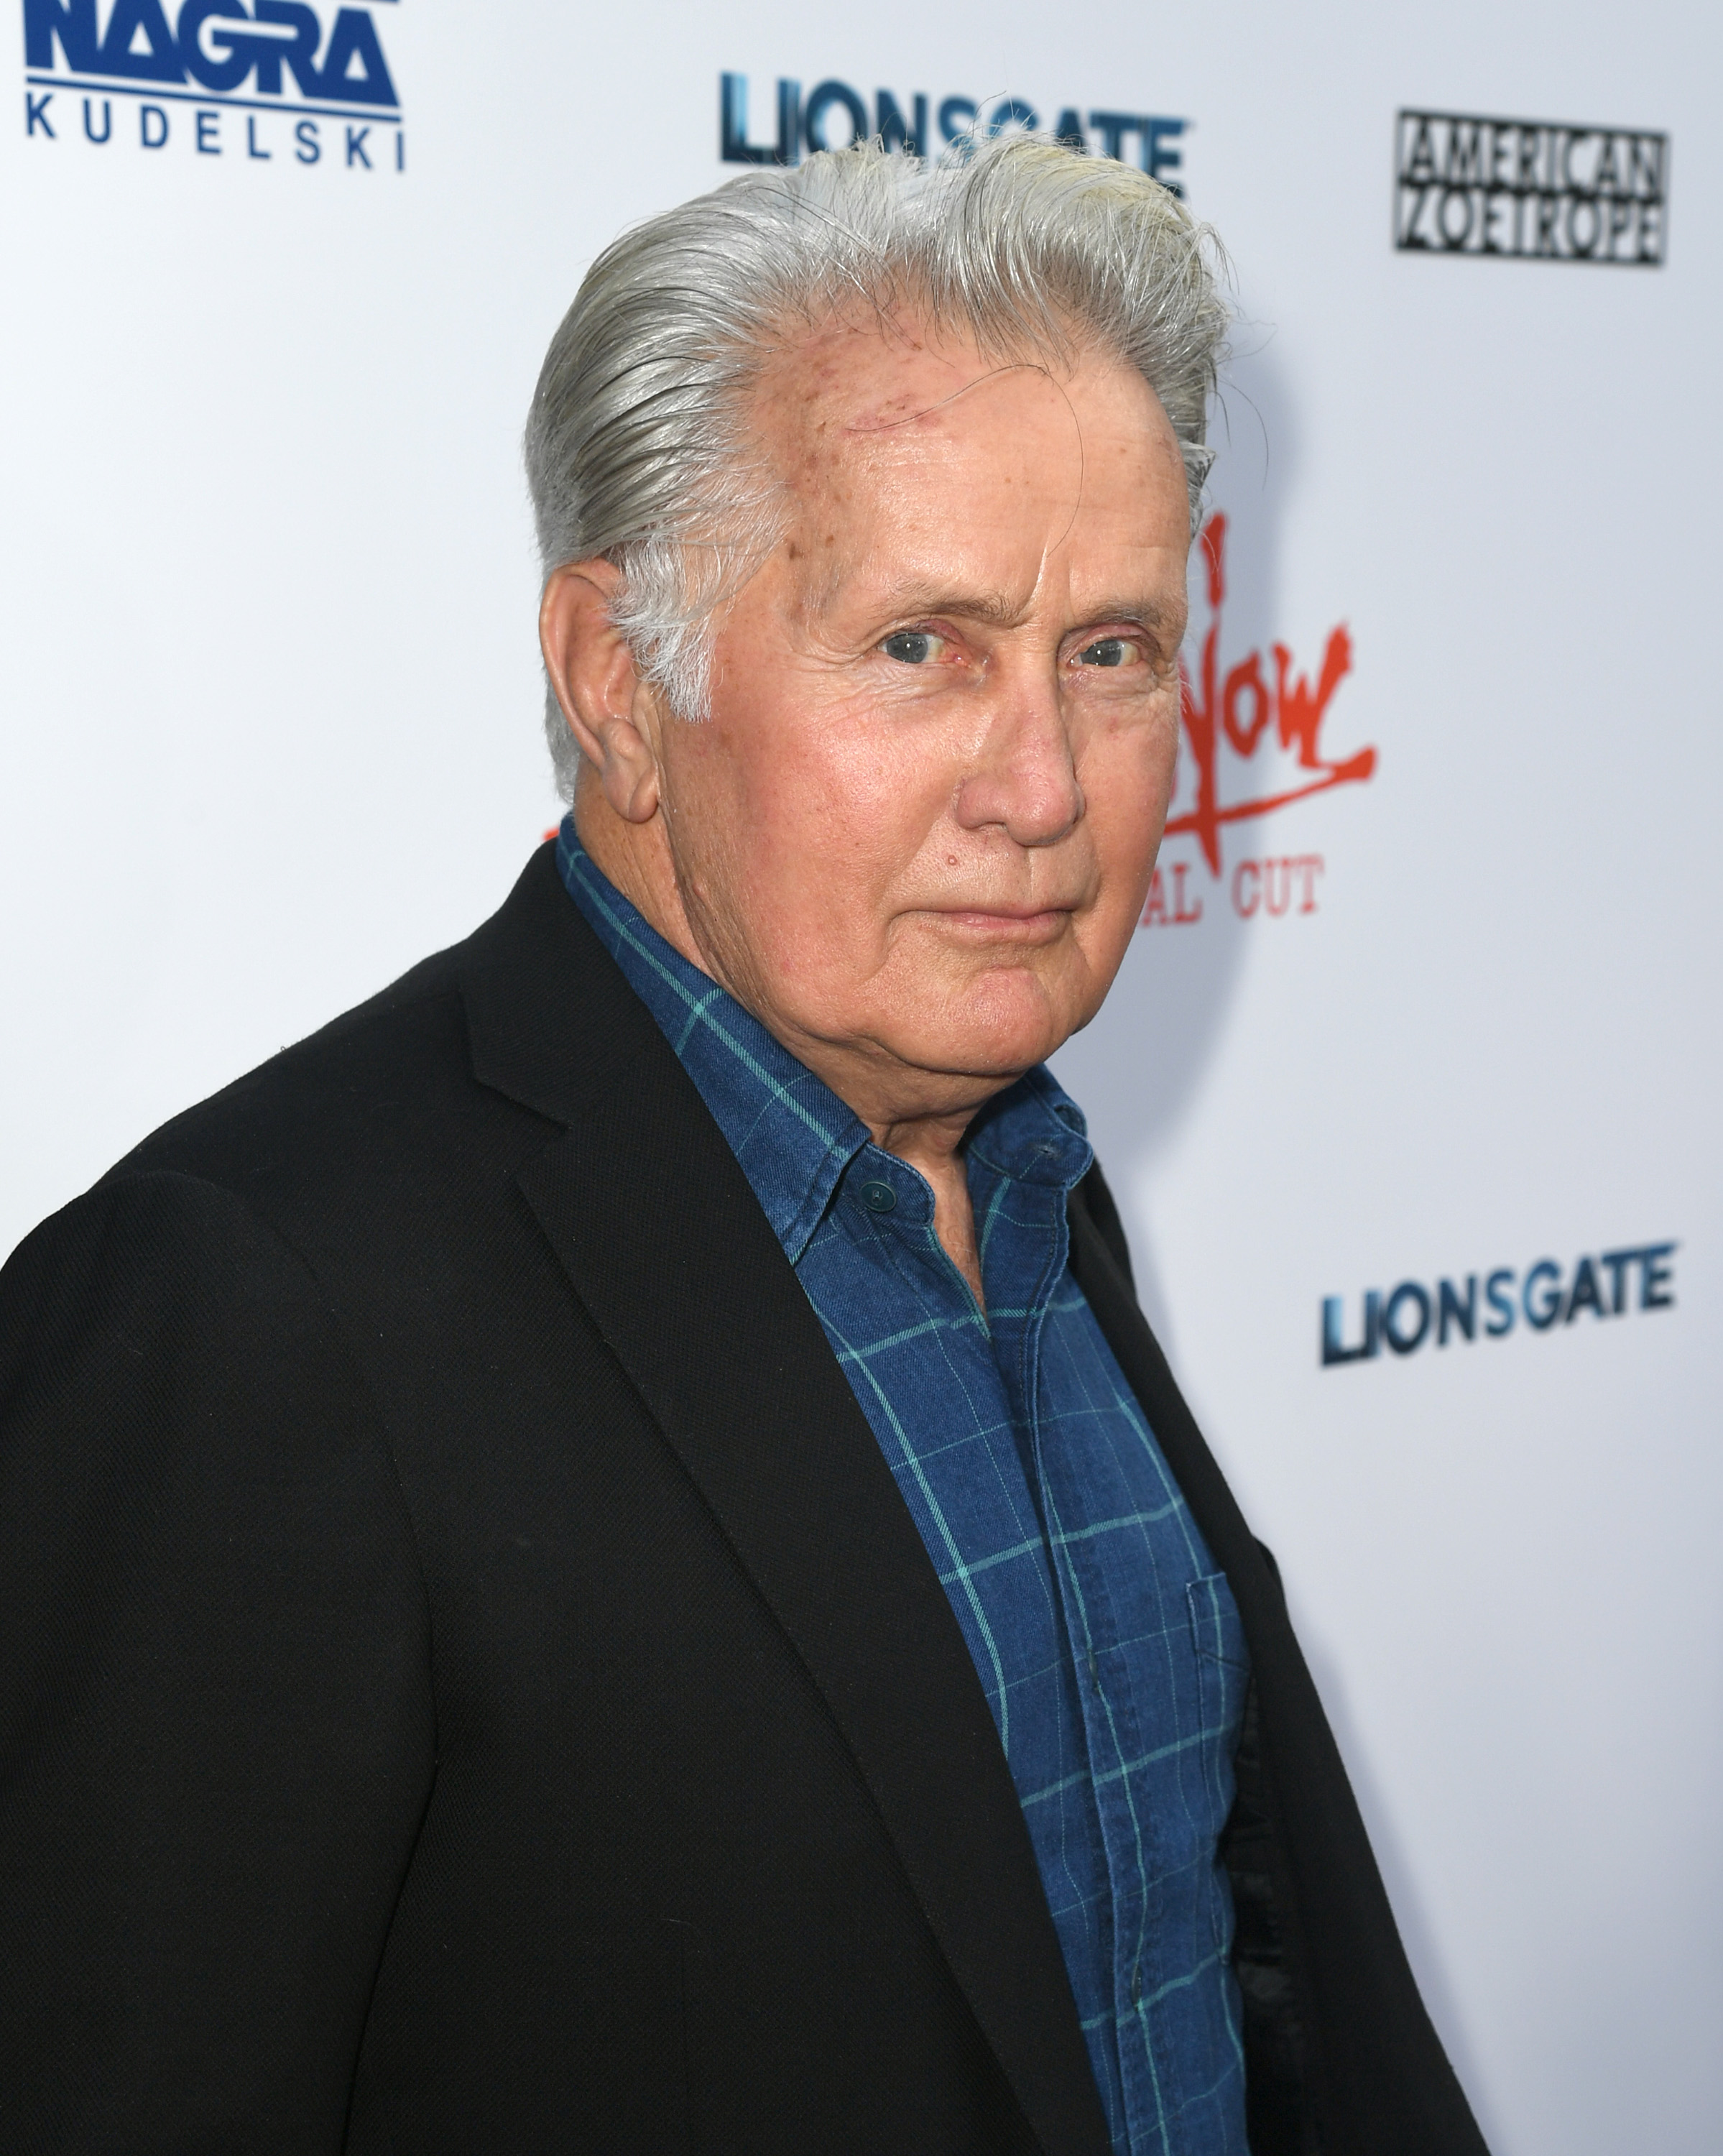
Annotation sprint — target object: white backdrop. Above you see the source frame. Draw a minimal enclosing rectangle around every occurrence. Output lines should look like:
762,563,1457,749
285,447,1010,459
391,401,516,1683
4,4,1719,2150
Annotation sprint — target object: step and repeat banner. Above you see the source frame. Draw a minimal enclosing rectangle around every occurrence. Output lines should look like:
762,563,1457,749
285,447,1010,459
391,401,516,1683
4,2,1718,2149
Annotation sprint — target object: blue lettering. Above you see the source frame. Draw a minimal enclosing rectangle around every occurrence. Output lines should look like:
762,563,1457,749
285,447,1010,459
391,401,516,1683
26,90,57,135
139,101,169,146
178,0,257,94
1089,110,1140,161
1563,1255,1605,1321
803,78,869,153
98,0,185,83
1052,105,1088,150
82,94,110,140
938,95,976,146
1382,1281,1431,1355
344,121,370,165
23,0,96,70
1436,1274,1477,1345
294,114,319,161
1321,1291,1379,1366
318,6,397,106
394,126,403,170
251,1,323,100
247,113,269,157
719,73,798,165
1523,1260,1563,1330
986,97,1040,136
195,106,220,152
1484,1268,1516,1336
875,88,926,157
1639,1242,1677,1309
1598,1248,1636,1313
1144,116,1185,192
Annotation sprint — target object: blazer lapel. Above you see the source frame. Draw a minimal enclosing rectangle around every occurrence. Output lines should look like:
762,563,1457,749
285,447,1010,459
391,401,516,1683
460,849,1111,2156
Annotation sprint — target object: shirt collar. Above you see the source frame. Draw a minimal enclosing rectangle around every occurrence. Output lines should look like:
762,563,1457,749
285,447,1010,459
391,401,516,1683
554,817,1096,1251
555,821,867,1263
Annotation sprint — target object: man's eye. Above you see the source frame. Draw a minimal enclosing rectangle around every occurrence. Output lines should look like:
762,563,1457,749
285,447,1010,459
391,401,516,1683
881,630,947,665
1075,637,1137,668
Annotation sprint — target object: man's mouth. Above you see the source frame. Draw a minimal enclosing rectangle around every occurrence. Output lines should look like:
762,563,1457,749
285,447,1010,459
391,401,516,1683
920,904,1075,944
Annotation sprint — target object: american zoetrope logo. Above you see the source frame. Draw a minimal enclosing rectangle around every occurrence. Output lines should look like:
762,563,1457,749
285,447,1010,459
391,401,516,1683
22,0,403,170
1395,109,1666,266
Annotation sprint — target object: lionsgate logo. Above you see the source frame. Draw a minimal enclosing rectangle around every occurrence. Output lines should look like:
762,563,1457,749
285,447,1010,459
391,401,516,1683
720,73,1187,192
21,0,403,172
1395,109,1666,265
1321,1239,1677,1369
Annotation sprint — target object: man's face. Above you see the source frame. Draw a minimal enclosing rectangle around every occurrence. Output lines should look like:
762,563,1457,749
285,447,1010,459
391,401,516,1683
650,317,1192,1112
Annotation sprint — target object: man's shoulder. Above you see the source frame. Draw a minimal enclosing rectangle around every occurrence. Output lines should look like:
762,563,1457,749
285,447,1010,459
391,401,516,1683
104,847,586,1247
117,934,495,1210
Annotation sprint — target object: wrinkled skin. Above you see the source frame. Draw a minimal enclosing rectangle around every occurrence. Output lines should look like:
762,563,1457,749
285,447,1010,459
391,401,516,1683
540,314,1192,1301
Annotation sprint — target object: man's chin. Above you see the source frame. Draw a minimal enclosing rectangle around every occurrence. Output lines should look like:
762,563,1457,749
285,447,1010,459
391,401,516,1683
882,1000,1080,1089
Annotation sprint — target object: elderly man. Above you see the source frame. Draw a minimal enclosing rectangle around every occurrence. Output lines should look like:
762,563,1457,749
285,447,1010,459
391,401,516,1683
0,143,1485,2155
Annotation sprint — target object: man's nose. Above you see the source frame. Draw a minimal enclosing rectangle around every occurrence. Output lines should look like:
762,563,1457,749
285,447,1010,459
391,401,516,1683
951,671,1086,847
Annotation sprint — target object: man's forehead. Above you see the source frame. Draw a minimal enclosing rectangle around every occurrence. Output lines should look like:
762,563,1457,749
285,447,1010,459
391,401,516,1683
759,315,1086,456
749,313,1188,617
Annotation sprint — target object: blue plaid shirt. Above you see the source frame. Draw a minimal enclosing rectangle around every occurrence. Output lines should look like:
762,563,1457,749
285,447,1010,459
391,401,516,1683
558,826,1249,2156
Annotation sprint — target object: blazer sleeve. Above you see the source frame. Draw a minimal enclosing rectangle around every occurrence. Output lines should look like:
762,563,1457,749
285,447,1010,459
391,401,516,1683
0,1170,436,2153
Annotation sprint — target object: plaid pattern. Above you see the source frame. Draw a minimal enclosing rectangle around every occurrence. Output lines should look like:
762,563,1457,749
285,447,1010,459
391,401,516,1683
558,826,1249,2156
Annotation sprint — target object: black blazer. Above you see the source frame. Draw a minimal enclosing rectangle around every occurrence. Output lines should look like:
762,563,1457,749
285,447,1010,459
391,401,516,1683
0,845,1488,2155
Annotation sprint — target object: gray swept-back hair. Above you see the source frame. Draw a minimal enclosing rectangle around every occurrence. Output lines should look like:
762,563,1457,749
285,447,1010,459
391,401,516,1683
525,134,1229,801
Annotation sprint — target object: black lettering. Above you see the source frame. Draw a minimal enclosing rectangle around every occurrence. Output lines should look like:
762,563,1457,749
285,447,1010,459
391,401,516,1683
1394,111,1669,270
1438,185,1476,249
1401,113,1438,183
1567,194,1601,256
1444,119,1485,185
1398,179,1436,249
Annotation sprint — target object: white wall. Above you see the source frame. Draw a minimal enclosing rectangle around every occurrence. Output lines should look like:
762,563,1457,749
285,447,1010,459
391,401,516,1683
4,4,1718,2148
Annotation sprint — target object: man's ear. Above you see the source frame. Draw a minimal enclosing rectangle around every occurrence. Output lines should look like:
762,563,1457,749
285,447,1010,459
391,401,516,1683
539,560,662,825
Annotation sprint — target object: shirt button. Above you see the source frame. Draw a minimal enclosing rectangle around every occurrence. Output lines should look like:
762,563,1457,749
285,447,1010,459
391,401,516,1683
859,1180,897,1214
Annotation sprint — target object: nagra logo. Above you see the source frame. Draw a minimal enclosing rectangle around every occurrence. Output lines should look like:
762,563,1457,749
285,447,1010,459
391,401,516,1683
22,0,403,171
1143,511,1377,929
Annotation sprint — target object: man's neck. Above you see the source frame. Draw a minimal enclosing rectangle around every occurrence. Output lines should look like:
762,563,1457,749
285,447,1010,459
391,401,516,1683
573,783,997,1306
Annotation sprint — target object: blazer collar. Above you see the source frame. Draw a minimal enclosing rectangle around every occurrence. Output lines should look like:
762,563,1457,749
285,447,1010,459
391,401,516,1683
457,845,1112,2156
